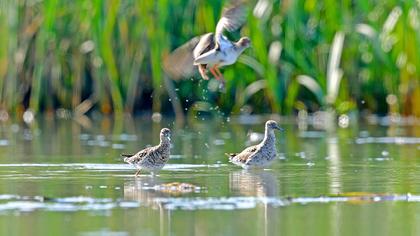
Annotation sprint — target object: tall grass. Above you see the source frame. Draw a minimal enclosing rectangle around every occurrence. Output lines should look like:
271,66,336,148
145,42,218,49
0,0,418,119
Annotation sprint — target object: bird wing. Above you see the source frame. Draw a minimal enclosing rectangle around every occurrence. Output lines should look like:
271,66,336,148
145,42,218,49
193,33,215,59
124,146,154,163
228,145,259,164
163,33,214,80
215,2,247,41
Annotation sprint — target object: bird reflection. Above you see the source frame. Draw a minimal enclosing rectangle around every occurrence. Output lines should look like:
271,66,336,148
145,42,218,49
124,176,161,204
229,169,279,236
124,176,199,203
124,177,199,236
229,169,278,197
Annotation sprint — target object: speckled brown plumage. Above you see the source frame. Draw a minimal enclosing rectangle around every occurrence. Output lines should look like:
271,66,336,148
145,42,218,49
226,120,283,169
122,128,171,176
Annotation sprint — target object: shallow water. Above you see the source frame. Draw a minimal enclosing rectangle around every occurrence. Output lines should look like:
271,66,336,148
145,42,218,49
0,116,419,235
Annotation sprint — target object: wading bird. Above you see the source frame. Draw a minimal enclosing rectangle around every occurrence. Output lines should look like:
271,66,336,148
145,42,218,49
122,128,171,176
226,120,283,169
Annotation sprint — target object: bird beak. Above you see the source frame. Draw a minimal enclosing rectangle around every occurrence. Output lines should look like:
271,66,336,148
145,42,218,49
275,125,284,131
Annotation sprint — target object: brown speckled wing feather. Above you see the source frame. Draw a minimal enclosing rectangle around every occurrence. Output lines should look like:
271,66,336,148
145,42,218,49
229,145,259,164
125,147,154,163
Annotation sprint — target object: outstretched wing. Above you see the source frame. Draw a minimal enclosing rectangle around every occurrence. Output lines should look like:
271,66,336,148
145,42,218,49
163,33,214,80
215,2,247,41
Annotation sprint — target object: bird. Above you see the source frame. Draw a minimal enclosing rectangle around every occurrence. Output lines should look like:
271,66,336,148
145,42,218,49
122,128,171,176
226,120,283,168
163,1,250,87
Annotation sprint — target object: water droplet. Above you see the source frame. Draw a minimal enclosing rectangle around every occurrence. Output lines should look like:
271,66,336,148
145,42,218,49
338,114,349,128
23,110,34,124
152,112,162,123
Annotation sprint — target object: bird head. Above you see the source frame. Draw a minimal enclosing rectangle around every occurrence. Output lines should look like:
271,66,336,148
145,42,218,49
265,120,283,131
160,128,171,142
237,37,251,49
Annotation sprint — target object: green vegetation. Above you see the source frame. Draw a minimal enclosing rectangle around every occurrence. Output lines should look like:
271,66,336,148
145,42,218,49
0,0,418,118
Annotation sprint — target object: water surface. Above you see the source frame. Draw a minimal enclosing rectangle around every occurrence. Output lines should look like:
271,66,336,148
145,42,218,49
0,116,419,235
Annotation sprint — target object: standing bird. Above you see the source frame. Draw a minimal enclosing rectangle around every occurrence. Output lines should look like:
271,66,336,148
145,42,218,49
226,120,283,169
122,128,171,176
163,2,250,87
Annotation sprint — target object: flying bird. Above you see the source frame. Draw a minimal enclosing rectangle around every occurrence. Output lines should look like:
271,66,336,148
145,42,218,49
164,1,250,87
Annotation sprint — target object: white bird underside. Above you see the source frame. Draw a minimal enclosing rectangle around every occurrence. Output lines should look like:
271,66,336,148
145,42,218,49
194,40,238,66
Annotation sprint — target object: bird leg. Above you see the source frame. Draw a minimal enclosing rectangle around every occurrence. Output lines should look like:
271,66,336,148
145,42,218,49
214,66,224,79
198,65,209,80
211,64,226,90
209,66,220,80
134,169,141,177
214,66,226,87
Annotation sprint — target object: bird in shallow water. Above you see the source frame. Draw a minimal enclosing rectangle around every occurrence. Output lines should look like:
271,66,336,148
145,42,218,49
122,128,171,176
226,120,283,169
163,1,250,88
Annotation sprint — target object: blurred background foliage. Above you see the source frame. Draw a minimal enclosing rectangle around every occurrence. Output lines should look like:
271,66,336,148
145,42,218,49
0,0,418,120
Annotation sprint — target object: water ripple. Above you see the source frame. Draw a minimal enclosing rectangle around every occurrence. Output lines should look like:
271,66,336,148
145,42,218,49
0,163,227,171
356,137,420,144
0,195,139,212
1,193,420,212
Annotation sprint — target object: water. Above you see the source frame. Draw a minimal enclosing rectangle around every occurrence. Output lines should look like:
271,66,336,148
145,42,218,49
0,116,419,235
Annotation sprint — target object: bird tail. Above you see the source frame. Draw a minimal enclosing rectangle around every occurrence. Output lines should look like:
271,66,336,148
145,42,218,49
225,153,236,160
121,153,134,162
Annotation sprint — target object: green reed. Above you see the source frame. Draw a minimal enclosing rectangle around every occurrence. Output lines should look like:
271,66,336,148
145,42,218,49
0,0,418,118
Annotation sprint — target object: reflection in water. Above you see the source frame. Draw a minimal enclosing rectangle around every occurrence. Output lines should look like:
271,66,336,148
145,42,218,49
327,136,341,194
326,135,342,236
124,177,201,203
124,176,170,236
124,177,201,236
1,116,420,235
229,170,278,236
229,170,278,197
